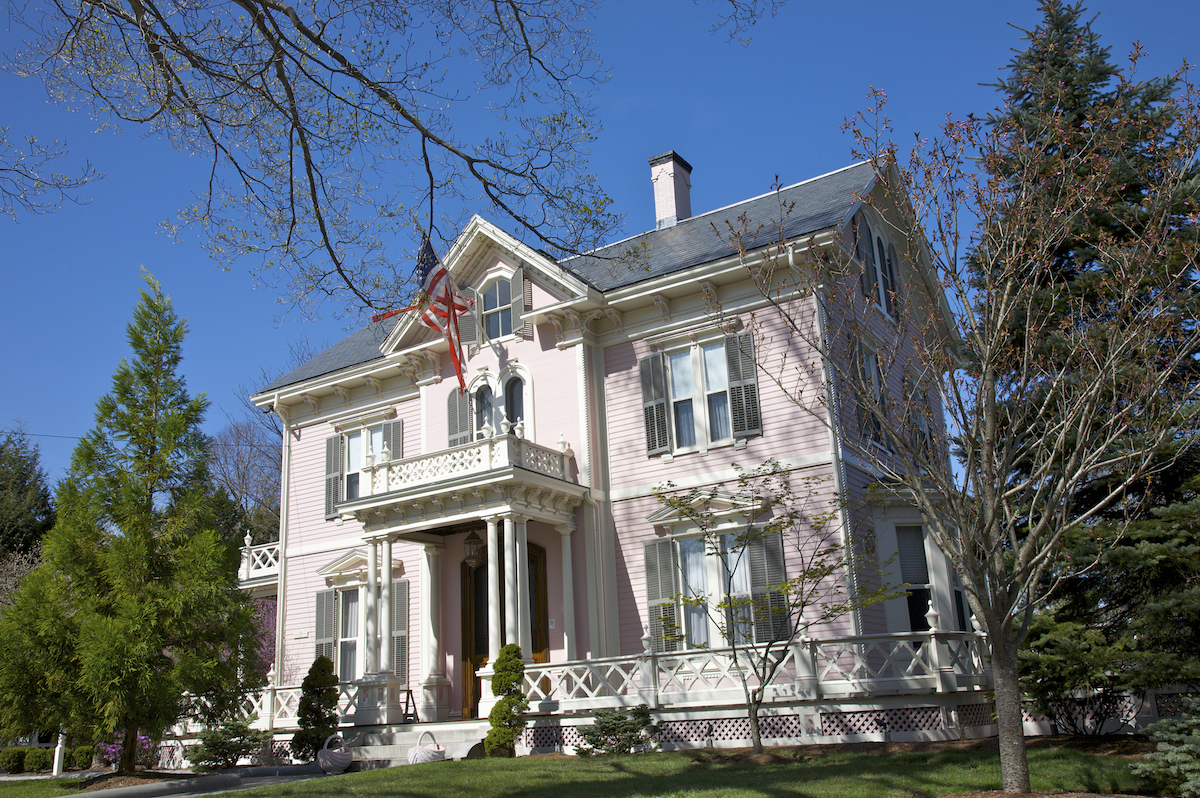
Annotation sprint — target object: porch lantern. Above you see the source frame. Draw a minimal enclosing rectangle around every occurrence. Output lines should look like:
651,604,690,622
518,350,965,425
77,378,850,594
463,531,485,569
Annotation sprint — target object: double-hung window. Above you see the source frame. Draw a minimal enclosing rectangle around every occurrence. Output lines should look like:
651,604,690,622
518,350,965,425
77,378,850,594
854,212,901,319
324,420,403,519
640,333,761,456
314,579,411,683
643,532,787,653
457,269,532,350
855,343,886,446
896,525,932,632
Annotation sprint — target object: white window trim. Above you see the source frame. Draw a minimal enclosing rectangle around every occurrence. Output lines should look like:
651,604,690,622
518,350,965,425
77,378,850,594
661,335,736,457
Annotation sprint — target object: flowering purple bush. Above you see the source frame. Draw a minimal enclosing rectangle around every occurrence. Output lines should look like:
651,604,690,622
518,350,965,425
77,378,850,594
97,731,157,769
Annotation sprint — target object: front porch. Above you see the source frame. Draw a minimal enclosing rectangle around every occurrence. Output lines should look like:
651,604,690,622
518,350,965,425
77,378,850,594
236,627,995,746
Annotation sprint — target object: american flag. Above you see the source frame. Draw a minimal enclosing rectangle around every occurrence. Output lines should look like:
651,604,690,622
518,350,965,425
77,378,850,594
414,237,473,391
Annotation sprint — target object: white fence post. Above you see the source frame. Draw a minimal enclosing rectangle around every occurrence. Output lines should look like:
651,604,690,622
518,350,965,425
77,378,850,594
638,628,660,709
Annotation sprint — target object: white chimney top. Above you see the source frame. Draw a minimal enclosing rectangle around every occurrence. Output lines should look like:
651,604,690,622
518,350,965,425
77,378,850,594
649,151,693,229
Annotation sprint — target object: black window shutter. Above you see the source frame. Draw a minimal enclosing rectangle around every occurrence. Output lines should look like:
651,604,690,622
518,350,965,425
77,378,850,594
644,539,680,653
392,579,409,684
725,333,762,438
639,354,671,455
381,419,403,461
510,268,531,339
324,436,343,520
749,533,788,643
459,286,478,353
448,389,472,447
315,589,337,665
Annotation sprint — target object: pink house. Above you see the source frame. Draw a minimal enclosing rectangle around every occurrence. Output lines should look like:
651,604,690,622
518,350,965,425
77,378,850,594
236,154,994,762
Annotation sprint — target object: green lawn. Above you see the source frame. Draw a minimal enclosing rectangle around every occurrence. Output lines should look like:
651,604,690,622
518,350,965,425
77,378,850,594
0,744,1151,798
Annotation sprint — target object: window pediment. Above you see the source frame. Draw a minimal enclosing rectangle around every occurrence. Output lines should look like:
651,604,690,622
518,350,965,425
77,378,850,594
646,491,762,529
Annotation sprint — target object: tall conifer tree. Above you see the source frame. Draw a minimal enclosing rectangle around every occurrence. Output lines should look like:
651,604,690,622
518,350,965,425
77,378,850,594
0,275,265,773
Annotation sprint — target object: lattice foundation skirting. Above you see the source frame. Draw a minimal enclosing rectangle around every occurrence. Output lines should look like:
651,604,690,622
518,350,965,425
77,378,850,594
956,703,994,727
821,706,945,736
526,704,969,749
1156,693,1195,718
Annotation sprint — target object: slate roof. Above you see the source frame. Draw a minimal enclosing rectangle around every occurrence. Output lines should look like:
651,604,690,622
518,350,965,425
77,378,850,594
560,161,875,291
257,162,875,393
258,317,398,393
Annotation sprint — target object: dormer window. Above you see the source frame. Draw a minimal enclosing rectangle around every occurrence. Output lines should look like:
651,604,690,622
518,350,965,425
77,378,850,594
481,280,513,339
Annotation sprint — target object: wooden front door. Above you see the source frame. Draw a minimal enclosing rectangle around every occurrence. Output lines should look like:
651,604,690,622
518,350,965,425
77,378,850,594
460,541,551,718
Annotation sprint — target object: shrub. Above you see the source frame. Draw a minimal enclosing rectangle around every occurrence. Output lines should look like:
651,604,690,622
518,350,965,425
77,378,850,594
189,715,272,771
0,747,26,773
74,745,95,770
484,644,528,757
24,748,52,772
291,656,339,762
575,704,662,756
1133,696,1200,798
97,731,157,769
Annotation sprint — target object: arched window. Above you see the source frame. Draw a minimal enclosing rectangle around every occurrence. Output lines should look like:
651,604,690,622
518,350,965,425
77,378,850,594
855,212,901,319
481,280,513,339
505,376,525,428
475,385,498,438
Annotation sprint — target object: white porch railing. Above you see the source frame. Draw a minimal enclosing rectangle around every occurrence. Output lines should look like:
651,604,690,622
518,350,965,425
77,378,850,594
359,432,575,498
520,631,990,714
239,537,280,583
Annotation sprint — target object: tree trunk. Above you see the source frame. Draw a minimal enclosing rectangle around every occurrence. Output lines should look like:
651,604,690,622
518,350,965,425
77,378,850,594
747,700,763,754
991,640,1031,793
117,723,139,775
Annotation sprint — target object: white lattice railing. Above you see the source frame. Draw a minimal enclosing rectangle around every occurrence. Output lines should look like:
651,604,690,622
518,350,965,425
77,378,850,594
239,538,280,584
519,631,990,714
240,681,361,732
357,432,575,499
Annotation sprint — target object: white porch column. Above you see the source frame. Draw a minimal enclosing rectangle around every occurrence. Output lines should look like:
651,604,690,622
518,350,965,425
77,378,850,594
504,516,518,647
366,539,379,674
556,524,577,661
486,517,502,662
419,542,450,720
380,537,392,673
516,517,532,659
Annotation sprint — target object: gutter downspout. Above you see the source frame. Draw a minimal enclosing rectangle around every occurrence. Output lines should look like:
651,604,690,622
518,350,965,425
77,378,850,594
791,245,862,635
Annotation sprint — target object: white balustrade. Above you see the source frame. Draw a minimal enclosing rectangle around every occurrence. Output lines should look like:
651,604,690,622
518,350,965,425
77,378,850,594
239,540,281,583
360,435,573,500
519,631,990,715
234,632,990,731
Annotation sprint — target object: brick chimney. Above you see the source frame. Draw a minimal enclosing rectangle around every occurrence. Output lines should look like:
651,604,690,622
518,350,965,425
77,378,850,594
649,151,693,229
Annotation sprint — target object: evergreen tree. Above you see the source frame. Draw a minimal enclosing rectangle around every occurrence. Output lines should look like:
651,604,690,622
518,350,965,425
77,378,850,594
988,2,1200,732
290,656,339,762
0,275,265,773
0,426,55,552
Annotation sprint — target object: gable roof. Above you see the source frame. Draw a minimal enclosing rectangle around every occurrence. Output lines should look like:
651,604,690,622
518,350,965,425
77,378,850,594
561,161,876,292
255,161,876,394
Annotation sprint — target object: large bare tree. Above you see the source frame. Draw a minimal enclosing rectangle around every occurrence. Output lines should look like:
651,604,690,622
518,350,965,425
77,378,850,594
5,0,619,314
0,126,102,219
719,55,1200,793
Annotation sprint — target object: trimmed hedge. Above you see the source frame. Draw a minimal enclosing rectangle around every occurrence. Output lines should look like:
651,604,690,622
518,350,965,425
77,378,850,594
24,748,52,772
74,745,95,770
0,747,29,773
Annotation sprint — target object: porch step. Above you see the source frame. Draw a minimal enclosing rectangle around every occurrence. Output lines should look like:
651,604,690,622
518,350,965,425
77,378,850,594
346,721,489,770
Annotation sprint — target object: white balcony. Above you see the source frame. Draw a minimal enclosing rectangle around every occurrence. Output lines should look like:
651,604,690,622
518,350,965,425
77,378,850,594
339,430,585,532
238,536,280,593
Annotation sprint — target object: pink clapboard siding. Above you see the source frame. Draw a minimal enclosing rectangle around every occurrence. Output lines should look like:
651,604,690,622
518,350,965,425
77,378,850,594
602,309,831,495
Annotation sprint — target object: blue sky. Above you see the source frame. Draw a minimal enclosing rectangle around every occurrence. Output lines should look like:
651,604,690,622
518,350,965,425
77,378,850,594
3,1,1197,482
